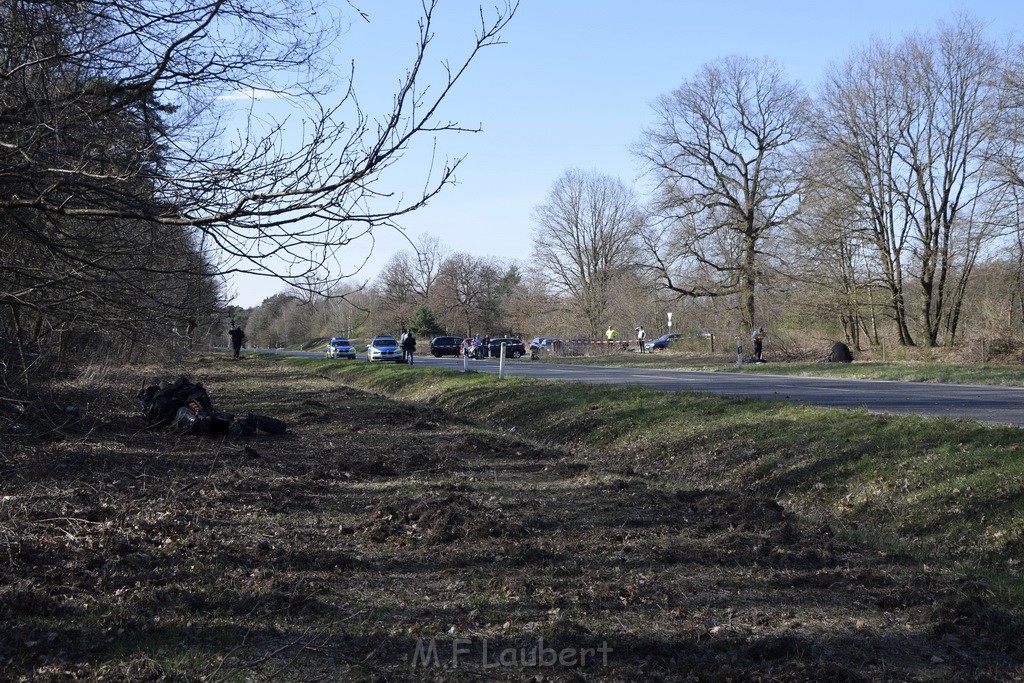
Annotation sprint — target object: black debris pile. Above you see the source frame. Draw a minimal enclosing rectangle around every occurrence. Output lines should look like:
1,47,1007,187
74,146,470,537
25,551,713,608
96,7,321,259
137,376,287,437
827,341,854,363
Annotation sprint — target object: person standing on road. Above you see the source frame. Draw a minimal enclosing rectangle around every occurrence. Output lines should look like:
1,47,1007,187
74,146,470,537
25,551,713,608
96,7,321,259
402,331,416,365
636,326,646,353
399,328,409,363
752,326,766,361
228,323,245,360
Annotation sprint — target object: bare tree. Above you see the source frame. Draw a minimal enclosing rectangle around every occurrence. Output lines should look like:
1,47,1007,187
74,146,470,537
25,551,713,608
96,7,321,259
245,293,300,348
433,252,480,335
635,56,808,332
988,37,1024,343
814,40,917,345
901,18,1004,346
477,261,521,335
376,252,419,304
433,252,488,336
783,164,882,349
307,282,367,339
530,169,643,337
501,268,561,338
368,233,450,329
815,17,1004,347
410,233,450,302
369,251,419,331
0,0,518,353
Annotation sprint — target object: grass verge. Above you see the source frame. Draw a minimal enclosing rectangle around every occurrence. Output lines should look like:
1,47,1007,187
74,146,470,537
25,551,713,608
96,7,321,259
291,355,1024,604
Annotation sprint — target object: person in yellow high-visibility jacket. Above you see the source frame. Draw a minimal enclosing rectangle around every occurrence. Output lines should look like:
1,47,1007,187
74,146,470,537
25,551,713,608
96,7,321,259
605,326,618,342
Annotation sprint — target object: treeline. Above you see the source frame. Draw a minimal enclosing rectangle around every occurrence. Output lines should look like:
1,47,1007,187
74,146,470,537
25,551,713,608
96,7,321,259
240,231,723,349
0,2,223,374
247,15,1024,357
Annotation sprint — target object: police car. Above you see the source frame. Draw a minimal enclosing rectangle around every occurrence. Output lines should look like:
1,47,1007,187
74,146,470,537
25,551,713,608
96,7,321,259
366,334,403,362
326,337,357,359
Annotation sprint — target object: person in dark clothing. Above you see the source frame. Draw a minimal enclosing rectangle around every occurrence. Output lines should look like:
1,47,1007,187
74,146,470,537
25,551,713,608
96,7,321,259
401,331,417,365
228,324,245,359
751,326,766,361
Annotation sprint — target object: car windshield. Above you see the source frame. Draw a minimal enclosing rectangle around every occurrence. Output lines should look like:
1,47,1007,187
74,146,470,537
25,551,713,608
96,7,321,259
373,336,396,344
332,339,349,345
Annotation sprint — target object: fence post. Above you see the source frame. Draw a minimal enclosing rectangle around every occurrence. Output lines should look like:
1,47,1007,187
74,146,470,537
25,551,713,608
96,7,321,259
736,337,743,368
498,342,506,379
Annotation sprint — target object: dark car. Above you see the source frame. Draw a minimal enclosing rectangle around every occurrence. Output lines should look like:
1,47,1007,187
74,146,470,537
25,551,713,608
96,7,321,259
487,337,525,358
528,337,559,350
644,330,713,351
644,333,683,351
528,337,561,359
429,335,463,357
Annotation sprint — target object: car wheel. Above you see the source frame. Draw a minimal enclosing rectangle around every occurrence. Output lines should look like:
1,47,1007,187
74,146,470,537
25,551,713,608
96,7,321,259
510,350,521,358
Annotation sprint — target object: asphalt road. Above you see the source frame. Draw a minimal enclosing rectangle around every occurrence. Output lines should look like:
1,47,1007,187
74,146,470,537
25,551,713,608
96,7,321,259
252,348,1024,428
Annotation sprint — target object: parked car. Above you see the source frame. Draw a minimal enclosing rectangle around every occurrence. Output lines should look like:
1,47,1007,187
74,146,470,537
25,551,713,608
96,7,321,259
366,334,403,362
326,337,356,359
429,335,463,357
644,330,713,351
487,337,525,358
644,333,683,351
528,337,562,359
528,337,559,350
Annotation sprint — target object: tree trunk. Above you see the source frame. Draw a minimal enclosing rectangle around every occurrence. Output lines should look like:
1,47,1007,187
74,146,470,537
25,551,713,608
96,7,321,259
743,235,757,330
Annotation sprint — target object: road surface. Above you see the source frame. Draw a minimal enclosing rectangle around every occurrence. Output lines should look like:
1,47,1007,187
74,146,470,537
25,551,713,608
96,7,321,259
252,348,1024,428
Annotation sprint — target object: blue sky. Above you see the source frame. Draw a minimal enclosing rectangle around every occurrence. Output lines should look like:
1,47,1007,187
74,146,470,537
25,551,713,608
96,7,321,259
228,0,1024,307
